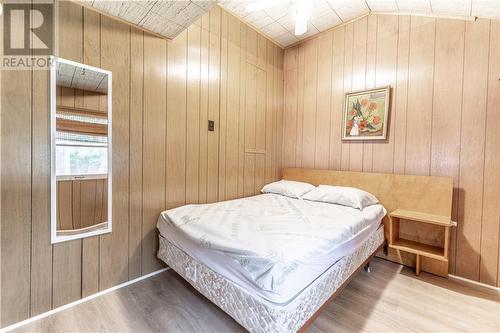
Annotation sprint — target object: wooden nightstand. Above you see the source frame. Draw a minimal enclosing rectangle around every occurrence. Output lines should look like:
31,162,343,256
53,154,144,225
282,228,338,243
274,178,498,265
388,209,453,276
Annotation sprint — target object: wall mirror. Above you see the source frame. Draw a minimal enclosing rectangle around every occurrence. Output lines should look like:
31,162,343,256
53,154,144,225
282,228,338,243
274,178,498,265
50,57,112,243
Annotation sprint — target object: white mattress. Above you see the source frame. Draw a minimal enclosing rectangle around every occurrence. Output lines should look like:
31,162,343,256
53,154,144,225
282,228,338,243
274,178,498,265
157,193,386,304
158,226,385,333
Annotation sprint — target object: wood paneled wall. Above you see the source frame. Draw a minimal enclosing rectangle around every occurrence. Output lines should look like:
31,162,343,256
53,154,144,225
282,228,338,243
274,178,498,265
57,179,108,231
56,86,108,114
283,15,499,287
0,2,284,327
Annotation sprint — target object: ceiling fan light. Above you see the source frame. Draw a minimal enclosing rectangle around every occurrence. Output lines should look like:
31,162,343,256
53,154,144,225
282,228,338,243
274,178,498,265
295,19,307,36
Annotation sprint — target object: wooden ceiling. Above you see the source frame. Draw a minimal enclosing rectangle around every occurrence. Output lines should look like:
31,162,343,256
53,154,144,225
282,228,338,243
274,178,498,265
78,0,217,38
220,0,500,47
77,1,499,48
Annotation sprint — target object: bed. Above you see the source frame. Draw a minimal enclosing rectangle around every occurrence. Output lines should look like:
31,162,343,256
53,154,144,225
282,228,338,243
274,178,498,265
156,168,453,332
157,182,386,331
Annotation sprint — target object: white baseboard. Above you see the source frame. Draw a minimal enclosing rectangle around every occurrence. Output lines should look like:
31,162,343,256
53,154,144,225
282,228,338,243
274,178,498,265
1,268,170,333
448,274,500,293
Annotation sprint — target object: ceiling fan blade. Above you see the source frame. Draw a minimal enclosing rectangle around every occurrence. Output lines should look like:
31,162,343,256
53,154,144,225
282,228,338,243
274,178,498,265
245,0,290,13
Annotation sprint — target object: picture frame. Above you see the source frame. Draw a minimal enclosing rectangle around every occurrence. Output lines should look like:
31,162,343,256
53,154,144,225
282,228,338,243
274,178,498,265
342,86,391,141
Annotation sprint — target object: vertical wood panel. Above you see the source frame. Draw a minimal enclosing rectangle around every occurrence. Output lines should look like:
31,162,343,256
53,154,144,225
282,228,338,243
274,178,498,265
99,16,130,290
224,16,241,199
0,31,32,328
372,15,397,173
295,44,305,168
207,8,221,203
362,15,377,172
255,66,267,192
52,1,83,309
276,47,284,180
218,12,228,201
456,19,491,281
129,27,144,279
272,46,280,179
72,182,82,229
341,24,353,171
255,36,266,192
81,8,100,298
141,34,167,274
244,28,257,197
301,39,318,169
237,26,247,197
404,17,435,175
265,41,274,183
481,21,499,286
80,180,97,227
166,30,187,209
283,48,298,167
57,182,73,230
244,62,256,196
393,15,410,174
430,19,465,276
329,28,345,170
348,17,368,172
199,21,210,203
315,32,333,169
186,25,202,204
30,21,52,317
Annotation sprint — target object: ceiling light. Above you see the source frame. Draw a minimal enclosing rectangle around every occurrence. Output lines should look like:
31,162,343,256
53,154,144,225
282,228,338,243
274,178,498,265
295,19,307,36
294,0,312,36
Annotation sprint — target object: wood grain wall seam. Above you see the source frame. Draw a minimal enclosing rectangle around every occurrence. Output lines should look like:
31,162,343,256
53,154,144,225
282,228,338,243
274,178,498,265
140,28,145,277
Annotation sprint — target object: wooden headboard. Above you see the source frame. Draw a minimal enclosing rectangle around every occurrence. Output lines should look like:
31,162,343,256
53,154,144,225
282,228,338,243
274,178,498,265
283,168,454,276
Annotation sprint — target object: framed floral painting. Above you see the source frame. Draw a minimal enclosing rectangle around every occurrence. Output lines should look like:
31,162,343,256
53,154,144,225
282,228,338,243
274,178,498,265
342,86,391,141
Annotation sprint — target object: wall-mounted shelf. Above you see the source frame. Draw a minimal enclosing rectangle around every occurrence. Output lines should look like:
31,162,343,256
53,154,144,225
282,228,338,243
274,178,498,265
389,209,452,275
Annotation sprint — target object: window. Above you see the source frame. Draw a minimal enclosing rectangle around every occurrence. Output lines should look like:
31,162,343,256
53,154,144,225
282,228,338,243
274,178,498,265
56,131,108,176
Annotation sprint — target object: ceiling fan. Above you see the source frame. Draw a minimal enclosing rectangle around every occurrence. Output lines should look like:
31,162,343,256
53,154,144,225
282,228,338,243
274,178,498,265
245,0,313,36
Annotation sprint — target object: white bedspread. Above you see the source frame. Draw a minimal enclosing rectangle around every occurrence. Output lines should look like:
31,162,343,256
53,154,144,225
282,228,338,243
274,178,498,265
157,193,386,304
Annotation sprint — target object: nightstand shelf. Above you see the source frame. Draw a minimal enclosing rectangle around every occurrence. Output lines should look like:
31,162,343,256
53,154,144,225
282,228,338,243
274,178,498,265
389,209,452,275
390,239,446,261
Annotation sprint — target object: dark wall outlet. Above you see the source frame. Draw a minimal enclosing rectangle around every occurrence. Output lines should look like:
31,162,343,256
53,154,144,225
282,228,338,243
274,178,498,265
208,120,215,131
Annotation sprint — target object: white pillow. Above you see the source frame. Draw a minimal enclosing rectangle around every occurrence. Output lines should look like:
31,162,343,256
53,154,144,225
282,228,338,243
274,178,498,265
261,180,315,199
302,185,379,210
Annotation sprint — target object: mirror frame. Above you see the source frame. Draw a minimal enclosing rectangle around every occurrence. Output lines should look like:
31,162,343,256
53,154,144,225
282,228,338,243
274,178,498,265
50,56,113,244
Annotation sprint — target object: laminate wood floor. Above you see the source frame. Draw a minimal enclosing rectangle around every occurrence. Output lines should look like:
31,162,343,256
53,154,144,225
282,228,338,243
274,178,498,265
12,258,500,333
